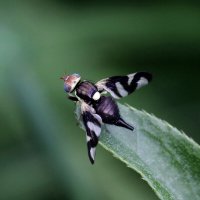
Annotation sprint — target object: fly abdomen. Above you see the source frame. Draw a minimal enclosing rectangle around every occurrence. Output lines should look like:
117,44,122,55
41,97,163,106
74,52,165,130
95,96,134,131
76,81,100,103
95,96,120,123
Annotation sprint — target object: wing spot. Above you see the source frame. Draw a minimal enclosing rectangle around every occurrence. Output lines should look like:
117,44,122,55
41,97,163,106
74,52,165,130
115,82,128,97
86,136,91,142
87,121,101,137
136,77,148,89
105,87,120,99
128,73,135,85
90,147,96,161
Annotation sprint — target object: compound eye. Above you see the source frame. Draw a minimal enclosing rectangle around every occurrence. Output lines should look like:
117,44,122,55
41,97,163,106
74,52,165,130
64,83,71,93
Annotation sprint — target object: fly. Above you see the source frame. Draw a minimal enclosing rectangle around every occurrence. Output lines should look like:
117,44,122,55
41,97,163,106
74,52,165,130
61,72,152,164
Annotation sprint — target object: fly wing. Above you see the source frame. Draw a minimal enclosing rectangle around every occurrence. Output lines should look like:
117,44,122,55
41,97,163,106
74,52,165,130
80,101,102,164
96,72,152,99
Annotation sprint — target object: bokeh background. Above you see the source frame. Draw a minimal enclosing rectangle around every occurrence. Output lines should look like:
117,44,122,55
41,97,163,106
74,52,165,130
0,0,200,200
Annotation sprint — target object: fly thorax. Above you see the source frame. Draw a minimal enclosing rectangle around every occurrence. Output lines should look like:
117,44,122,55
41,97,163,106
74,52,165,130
76,81,99,103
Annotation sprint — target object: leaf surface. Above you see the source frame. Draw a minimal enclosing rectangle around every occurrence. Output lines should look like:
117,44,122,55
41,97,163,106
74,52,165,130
78,103,200,200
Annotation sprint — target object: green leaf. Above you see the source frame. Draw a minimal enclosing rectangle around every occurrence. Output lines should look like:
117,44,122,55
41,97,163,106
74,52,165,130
78,103,200,200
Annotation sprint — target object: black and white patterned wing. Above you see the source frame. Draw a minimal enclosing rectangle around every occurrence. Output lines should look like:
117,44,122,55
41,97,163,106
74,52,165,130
96,72,152,99
80,101,102,164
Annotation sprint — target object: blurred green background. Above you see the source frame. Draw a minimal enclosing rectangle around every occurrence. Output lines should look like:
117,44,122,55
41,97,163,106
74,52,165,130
0,0,200,199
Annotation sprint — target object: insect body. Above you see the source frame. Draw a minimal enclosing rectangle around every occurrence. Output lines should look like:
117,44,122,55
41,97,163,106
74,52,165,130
61,72,152,164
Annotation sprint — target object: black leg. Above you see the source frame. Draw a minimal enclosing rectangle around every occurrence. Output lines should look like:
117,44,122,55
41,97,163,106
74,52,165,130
68,95,79,102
